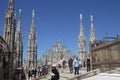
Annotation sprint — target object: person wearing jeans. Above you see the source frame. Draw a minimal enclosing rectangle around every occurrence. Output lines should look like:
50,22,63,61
68,57,73,73
73,57,80,75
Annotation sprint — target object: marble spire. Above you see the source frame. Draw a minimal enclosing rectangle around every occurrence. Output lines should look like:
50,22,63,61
28,10,37,70
90,15,96,44
15,9,23,68
80,14,84,37
78,13,86,66
3,0,16,52
3,0,16,79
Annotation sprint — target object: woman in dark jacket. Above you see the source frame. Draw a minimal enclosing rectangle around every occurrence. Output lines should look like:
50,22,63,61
51,66,60,80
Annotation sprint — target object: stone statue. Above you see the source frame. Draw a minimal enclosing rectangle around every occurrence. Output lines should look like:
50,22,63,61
32,10,35,18
90,15,93,23
80,13,82,21
19,9,22,18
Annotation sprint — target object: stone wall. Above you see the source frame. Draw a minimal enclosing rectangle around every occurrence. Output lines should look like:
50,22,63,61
91,38,120,72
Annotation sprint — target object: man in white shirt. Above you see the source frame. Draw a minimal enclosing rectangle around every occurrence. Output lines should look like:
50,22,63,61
73,57,80,75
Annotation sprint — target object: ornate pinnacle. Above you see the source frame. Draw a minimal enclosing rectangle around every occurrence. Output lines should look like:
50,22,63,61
32,10,35,18
90,15,93,23
19,9,22,19
80,13,82,20
80,13,83,25
9,0,13,2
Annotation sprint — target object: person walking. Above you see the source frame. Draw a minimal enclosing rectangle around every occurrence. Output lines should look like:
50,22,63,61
73,57,80,75
68,57,73,73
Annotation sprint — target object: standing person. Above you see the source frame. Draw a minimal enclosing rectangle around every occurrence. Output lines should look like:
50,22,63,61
40,67,42,76
60,58,63,73
37,67,40,76
73,57,80,75
42,65,46,78
68,57,73,73
45,65,48,74
87,57,91,72
34,69,37,78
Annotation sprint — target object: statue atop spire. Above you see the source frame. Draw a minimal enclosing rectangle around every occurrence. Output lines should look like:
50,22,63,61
19,9,22,19
79,13,84,36
8,0,14,11
17,9,22,32
32,10,35,19
9,0,13,2
80,13,82,25
90,15,93,23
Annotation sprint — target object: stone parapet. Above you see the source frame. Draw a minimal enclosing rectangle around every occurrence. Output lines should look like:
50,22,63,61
68,69,101,80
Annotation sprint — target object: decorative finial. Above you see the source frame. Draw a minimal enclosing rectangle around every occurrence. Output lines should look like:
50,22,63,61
32,10,35,18
80,13,83,24
80,13,82,20
19,9,22,18
9,0,13,2
90,15,93,23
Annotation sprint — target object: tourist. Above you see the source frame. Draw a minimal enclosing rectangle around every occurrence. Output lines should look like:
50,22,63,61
87,57,91,72
73,57,80,75
45,65,48,74
68,57,73,73
38,66,42,76
42,65,47,77
62,60,66,68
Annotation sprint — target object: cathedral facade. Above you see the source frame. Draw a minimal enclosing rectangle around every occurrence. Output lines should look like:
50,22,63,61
47,41,74,64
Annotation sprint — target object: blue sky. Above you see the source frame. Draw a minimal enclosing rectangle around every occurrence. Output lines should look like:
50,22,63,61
0,0,120,59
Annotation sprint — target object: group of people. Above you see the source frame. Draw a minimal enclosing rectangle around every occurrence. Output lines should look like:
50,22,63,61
27,65,48,80
68,57,80,75
26,57,90,80
37,65,48,77
68,57,91,75
28,69,37,79
58,58,67,69
27,65,60,80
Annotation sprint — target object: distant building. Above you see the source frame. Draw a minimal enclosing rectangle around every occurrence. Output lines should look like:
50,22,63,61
47,41,74,64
